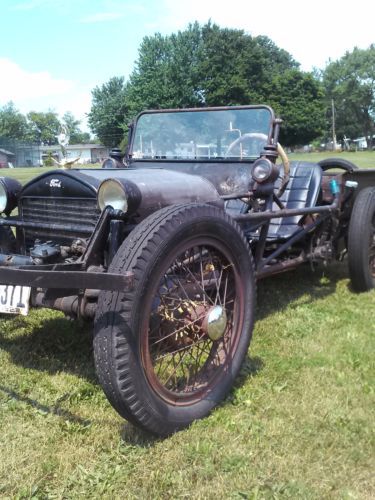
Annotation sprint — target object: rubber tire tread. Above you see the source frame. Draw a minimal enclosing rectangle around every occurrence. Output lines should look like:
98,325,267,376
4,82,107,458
318,157,358,173
93,203,255,436
348,187,375,291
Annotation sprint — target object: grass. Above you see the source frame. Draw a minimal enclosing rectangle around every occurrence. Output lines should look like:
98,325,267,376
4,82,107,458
0,163,101,185
0,154,374,498
288,150,375,169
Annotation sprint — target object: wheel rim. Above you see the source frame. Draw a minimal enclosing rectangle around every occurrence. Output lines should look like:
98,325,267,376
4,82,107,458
140,238,245,405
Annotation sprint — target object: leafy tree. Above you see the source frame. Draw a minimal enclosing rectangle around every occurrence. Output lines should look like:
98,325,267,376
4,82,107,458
91,22,325,146
0,102,28,140
26,110,61,145
323,45,375,146
197,26,298,107
126,22,323,144
266,70,326,146
126,23,204,115
88,77,128,147
62,112,90,144
126,22,298,113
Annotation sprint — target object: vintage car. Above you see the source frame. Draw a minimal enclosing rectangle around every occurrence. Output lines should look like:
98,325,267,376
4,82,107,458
0,105,374,436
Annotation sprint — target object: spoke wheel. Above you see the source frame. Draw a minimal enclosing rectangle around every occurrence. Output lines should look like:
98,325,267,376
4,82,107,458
348,187,375,291
94,204,255,436
142,239,243,405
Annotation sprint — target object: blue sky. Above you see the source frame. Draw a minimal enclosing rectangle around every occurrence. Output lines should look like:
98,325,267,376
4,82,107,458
0,0,374,131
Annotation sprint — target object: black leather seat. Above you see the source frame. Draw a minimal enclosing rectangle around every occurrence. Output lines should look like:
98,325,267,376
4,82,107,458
225,161,323,240
267,161,322,239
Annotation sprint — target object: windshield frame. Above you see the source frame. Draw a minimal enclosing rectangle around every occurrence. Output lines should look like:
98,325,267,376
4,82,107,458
128,105,276,163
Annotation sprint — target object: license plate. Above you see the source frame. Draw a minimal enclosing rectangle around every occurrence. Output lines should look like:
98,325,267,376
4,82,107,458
0,285,31,316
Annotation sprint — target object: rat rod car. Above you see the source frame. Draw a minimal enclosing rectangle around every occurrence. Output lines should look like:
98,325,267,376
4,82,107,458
0,105,374,436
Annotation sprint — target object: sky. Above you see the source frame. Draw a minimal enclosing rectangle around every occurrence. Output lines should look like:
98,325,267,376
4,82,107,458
0,0,374,131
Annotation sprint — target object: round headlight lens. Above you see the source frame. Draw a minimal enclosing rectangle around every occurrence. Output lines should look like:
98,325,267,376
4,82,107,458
0,181,8,213
251,159,272,183
98,179,128,212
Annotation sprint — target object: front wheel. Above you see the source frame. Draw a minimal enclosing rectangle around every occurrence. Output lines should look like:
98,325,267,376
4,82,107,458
94,204,256,436
348,187,375,291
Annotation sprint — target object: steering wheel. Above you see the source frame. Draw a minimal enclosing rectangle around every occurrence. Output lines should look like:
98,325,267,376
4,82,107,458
224,132,265,159
224,132,290,198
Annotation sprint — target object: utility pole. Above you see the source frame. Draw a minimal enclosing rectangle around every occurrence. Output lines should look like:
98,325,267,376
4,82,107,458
332,99,337,151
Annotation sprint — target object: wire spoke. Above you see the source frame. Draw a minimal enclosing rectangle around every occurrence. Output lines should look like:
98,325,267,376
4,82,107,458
146,242,240,395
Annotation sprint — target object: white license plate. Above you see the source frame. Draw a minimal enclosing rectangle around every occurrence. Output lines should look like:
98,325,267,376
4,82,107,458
0,285,31,316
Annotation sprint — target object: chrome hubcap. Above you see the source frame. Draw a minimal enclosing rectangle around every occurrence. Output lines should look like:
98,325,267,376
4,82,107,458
204,305,228,341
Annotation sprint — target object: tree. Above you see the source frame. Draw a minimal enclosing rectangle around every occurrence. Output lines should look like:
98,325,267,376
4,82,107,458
266,70,326,146
0,102,28,140
126,22,298,113
62,112,90,144
124,22,323,144
88,77,128,147
91,22,325,146
323,45,375,146
197,26,298,107
126,23,204,116
26,110,61,145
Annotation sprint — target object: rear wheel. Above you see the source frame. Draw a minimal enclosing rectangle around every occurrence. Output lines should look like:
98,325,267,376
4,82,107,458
94,204,256,436
348,187,375,291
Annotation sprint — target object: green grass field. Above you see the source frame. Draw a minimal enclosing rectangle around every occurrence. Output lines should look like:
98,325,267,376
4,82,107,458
288,150,375,169
0,153,374,498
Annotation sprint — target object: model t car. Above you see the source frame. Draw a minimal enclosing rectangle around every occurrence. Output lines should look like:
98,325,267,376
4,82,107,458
0,105,374,436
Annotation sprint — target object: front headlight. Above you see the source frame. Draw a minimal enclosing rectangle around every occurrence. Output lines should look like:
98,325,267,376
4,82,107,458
0,182,7,212
98,179,128,212
0,177,22,215
251,158,278,184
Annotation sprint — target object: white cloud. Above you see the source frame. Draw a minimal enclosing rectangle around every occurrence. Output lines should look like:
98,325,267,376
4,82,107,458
0,58,73,103
80,12,124,23
0,58,92,130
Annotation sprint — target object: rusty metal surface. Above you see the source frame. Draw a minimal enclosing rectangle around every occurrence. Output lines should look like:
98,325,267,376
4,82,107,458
0,266,134,291
257,255,306,279
233,195,340,222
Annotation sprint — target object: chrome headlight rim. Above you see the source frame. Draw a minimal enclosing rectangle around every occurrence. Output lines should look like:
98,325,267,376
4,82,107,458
0,180,8,213
0,177,22,215
251,158,277,184
97,179,128,213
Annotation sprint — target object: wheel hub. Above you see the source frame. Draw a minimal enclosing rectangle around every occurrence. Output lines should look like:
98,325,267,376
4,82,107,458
202,305,228,341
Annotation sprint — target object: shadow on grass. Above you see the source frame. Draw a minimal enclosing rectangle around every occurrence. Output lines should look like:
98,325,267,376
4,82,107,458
256,261,348,321
0,384,91,427
0,315,96,382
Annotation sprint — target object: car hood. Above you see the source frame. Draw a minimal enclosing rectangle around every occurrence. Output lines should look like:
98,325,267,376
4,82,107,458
20,167,224,218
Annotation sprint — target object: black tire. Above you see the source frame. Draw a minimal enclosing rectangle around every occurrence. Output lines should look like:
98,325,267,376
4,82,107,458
348,187,375,291
0,226,16,253
94,204,256,436
318,158,358,173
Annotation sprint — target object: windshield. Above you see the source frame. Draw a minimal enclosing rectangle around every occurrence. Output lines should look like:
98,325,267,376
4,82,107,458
131,107,273,161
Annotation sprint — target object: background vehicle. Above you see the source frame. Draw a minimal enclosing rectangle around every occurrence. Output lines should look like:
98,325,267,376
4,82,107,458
0,105,374,436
